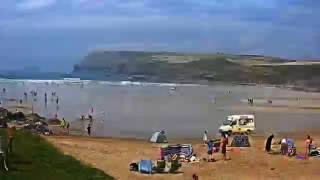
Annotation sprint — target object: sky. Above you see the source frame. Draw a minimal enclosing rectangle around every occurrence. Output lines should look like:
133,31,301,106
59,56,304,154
0,0,320,72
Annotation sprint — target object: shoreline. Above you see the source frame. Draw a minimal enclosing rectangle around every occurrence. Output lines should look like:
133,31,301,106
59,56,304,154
1,78,320,93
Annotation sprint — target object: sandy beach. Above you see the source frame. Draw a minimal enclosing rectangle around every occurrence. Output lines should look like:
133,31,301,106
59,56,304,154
2,81,320,179
45,133,320,180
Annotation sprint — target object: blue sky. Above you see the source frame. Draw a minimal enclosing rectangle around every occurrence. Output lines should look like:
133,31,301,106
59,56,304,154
0,0,319,72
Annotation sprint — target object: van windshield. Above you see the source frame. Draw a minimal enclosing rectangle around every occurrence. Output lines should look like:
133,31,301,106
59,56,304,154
223,120,232,125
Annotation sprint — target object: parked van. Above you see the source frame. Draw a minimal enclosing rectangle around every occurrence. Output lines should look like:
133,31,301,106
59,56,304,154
219,114,255,135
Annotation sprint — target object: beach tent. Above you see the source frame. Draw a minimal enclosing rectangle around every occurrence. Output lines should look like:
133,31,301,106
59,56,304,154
231,135,251,147
150,131,168,143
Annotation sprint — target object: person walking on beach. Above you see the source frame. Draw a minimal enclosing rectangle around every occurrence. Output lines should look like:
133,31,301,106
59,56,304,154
221,133,228,161
305,135,313,157
203,130,208,144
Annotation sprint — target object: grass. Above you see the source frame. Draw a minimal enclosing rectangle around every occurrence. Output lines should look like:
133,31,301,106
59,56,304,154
0,129,113,180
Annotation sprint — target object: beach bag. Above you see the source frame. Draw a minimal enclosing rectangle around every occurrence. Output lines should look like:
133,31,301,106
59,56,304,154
129,163,139,171
138,160,153,174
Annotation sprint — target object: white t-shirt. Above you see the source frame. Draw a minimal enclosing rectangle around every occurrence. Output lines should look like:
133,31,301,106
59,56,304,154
281,138,287,144
203,133,208,142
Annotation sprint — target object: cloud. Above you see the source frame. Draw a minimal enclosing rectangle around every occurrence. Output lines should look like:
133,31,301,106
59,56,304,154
0,0,320,72
16,0,56,11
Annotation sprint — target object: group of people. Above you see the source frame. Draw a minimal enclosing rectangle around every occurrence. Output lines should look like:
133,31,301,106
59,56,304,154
265,134,314,157
203,131,229,162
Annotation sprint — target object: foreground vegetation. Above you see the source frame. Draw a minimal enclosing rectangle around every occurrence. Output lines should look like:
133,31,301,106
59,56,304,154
0,129,113,180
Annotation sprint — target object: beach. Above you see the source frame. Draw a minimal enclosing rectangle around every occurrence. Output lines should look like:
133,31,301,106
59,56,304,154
45,133,320,180
1,79,320,179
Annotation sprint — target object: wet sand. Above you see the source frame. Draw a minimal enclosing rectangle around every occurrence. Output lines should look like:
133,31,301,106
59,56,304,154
45,133,320,180
2,80,320,138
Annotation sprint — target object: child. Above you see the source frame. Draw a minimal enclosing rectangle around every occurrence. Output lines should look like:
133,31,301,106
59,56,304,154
203,131,208,144
207,140,214,162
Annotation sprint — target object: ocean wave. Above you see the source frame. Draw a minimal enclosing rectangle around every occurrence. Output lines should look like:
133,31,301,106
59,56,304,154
0,79,206,87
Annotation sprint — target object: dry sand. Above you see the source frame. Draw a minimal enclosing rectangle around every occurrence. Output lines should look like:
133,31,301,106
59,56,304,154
45,133,320,180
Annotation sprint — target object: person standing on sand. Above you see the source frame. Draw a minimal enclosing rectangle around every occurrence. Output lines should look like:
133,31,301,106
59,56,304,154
305,135,313,157
221,133,228,161
206,140,214,162
281,137,288,155
203,131,208,144
66,122,70,135
87,123,91,136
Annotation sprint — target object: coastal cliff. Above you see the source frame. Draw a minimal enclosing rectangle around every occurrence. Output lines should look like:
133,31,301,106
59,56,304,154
72,50,320,89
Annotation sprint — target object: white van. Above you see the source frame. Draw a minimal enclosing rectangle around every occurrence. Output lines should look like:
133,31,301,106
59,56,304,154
219,114,255,135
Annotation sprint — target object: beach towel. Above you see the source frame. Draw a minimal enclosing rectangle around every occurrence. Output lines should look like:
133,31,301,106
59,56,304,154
296,154,308,160
231,135,250,147
160,144,193,160
138,160,153,174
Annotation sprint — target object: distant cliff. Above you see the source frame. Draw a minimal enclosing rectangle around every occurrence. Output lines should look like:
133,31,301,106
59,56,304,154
72,50,320,89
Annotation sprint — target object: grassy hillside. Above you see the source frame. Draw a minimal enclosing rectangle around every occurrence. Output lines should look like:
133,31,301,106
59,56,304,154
0,130,113,180
72,50,320,88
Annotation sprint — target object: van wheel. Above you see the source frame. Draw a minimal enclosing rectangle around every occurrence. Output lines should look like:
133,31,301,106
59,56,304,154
246,130,251,134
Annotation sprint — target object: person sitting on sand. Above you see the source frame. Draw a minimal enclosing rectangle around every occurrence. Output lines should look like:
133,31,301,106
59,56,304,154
203,130,208,144
265,134,274,152
305,135,313,157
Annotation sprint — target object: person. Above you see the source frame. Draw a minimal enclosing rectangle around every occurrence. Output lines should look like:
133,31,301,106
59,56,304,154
221,133,228,161
24,92,27,100
62,118,66,129
265,134,274,152
206,140,214,162
19,99,22,104
87,124,91,136
56,97,59,105
66,122,70,135
7,125,16,153
45,93,47,104
81,115,85,120
305,135,312,157
203,131,208,144
281,137,288,155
